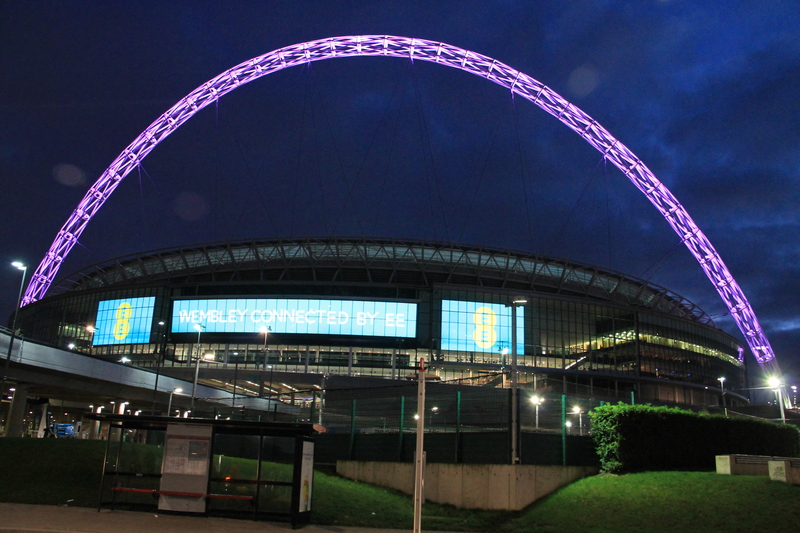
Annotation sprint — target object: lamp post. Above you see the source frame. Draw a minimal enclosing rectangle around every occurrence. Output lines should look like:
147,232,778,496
507,296,527,465
768,377,786,424
151,321,167,414
167,387,182,416
2,262,28,401
85,325,96,353
268,365,274,401
572,405,583,436
190,323,205,414
531,396,543,429
261,326,270,352
718,377,728,417
259,326,271,397
430,406,439,432
231,352,239,408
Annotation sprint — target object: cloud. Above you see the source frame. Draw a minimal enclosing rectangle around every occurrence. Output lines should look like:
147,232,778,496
52,163,86,187
173,191,209,222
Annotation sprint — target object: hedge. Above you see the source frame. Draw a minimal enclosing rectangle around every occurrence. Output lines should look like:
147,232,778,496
590,403,800,473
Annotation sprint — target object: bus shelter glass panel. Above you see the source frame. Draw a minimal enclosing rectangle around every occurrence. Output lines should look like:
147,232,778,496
100,424,166,509
208,433,260,515
257,436,296,514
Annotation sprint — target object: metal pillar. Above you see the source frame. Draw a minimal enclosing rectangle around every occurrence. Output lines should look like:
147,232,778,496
413,358,426,533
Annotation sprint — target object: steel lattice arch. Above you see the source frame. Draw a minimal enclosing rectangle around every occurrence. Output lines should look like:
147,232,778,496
22,35,776,368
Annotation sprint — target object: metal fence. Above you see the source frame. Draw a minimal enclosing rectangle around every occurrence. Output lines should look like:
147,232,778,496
198,376,613,466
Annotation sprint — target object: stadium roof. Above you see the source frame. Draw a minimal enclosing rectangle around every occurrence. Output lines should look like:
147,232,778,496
51,237,714,325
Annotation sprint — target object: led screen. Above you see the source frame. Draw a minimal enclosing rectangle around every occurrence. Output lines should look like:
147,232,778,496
171,298,417,338
440,300,524,353
93,296,156,345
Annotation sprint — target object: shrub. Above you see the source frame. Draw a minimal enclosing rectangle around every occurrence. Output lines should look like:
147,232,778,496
590,403,800,473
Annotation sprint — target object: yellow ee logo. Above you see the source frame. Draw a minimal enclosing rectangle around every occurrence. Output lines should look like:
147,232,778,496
472,307,497,349
113,302,133,340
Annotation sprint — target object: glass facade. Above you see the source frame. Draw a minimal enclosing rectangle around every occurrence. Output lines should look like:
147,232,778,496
12,239,747,407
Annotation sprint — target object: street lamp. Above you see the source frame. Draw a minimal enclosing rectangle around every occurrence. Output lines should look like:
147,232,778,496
260,326,271,351
151,320,167,414
231,351,239,408
259,326,271,397
565,420,572,435
768,377,786,424
167,388,182,416
430,406,439,432
530,396,543,429
506,296,527,465
2,262,28,398
190,324,206,414
572,406,583,435
718,377,728,417
268,365,275,402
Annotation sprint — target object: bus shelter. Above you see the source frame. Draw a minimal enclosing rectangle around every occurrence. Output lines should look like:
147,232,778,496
86,413,324,529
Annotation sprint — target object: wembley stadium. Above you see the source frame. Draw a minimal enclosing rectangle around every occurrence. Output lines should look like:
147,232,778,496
11,237,748,411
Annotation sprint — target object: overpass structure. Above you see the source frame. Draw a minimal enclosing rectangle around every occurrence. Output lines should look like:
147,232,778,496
0,328,285,437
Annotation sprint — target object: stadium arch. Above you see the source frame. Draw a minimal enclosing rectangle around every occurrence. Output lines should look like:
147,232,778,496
19,35,777,369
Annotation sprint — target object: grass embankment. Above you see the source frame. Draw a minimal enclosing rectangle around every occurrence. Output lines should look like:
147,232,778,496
1,439,799,532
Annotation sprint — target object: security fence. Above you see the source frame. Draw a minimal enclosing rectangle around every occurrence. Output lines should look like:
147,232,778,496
195,374,612,467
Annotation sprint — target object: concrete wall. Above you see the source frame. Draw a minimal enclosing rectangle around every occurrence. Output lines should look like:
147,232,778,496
716,454,799,476
336,460,598,511
768,460,800,485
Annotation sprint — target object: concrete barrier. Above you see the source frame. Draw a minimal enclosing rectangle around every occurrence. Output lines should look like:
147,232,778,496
336,461,598,511
768,460,800,485
716,454,800,476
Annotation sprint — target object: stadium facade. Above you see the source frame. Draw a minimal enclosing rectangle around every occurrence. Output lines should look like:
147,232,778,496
13,238,748,408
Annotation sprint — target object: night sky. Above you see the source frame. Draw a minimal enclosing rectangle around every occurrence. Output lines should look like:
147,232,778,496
1,2,799,385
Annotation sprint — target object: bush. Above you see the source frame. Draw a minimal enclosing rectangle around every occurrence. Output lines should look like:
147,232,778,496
590,403,800,473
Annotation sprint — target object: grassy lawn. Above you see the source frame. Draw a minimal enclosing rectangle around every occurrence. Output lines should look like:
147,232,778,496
506,471,800,533
1,438,799,532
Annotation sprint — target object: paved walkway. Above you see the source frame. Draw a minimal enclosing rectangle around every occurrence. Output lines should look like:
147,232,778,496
0,503,433,533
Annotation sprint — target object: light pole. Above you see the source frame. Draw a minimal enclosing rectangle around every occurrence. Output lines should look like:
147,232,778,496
2,262,28,400
430,406,439,432
190,323,205,414
718,377,728,417
531,396,543,430
572,406,583,435
231,351,239,408
507,296,527,465
268,365,275,401
768,377,786,424
259,326,270,397
85,325,96,353
261,326,270,352
151,320,167,414
167,387,182,416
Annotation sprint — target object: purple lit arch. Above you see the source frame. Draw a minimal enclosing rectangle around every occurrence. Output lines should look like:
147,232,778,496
23,35,776,367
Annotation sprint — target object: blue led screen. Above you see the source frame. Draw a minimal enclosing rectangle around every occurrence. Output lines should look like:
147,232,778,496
171,298,417,338
93,296,156,345
440,300,524,353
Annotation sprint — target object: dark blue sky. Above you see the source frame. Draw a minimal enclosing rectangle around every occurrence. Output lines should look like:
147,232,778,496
1,1,799,383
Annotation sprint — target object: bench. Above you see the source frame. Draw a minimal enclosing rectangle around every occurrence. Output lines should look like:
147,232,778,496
111,487,254,501
716,454,800,476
